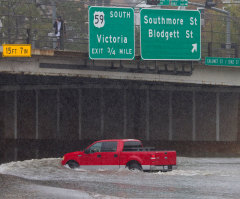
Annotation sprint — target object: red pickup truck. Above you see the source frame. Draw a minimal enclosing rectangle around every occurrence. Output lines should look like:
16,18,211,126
61,139,177,172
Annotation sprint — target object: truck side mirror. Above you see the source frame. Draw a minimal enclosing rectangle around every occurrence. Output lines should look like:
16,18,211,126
84,148,90,154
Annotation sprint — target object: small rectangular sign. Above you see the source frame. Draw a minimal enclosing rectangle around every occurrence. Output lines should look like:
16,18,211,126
158,0,170,6
171,0,188,6
2,44,31,57
171,0,178,6
205,57,240,67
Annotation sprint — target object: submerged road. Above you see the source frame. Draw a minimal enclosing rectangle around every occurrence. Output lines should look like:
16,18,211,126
0,157,240,199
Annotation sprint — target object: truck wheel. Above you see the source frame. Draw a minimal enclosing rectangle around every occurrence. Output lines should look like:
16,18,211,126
128,163,142,171
66,160,79,169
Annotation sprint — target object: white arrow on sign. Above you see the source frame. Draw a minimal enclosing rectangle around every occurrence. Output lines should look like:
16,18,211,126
191,44,197,53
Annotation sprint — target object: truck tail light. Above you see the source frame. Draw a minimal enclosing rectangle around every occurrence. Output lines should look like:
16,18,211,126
150,154,156,160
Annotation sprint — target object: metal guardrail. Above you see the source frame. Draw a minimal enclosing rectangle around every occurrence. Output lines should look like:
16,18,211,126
0,0,239,59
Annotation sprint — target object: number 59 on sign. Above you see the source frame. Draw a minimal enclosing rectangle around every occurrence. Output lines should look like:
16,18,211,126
94,11,105,28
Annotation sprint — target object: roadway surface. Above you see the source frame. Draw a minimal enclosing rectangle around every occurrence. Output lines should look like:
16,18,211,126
0,157,240,198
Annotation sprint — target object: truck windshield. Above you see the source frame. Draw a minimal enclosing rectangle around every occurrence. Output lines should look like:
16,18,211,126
123,141,142,151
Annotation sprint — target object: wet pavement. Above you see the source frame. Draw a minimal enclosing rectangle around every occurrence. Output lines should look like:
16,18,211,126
0,157,240,198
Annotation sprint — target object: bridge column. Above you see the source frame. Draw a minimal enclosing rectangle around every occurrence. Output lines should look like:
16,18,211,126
216,92,220,141
146,88,150,141
78,88,82,140
238,94,240,141
35,89,39,140
0,92,4,138
56,89,60,138
169,91,173,141
14,90,17,140
14,90,18,161
192,91,196,141
123,88,127,138
35,89,39,158
100,88,104,138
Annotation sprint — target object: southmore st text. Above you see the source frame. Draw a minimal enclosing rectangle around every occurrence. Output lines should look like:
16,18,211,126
144,15,198,41
143,16,198,26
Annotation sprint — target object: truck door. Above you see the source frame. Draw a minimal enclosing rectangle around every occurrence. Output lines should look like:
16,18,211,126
79,142,102,169
100,141,119,169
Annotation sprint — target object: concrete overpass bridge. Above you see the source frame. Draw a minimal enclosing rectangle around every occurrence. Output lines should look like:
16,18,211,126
0,49,240,163
1,1,240,162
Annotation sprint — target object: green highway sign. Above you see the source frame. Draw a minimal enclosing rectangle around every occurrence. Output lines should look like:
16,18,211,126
171,0,178,6
159,0,170,6
171,0,188,6
205,57,240,67
89,6,135,60
140,9,201,60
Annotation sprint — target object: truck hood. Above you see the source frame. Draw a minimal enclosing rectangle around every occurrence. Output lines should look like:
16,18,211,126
64,151,84,157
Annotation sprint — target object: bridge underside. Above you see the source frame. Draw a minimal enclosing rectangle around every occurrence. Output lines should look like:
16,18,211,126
0,74,240,163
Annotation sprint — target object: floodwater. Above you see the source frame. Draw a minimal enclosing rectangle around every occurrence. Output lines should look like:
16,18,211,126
0,157,240,199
